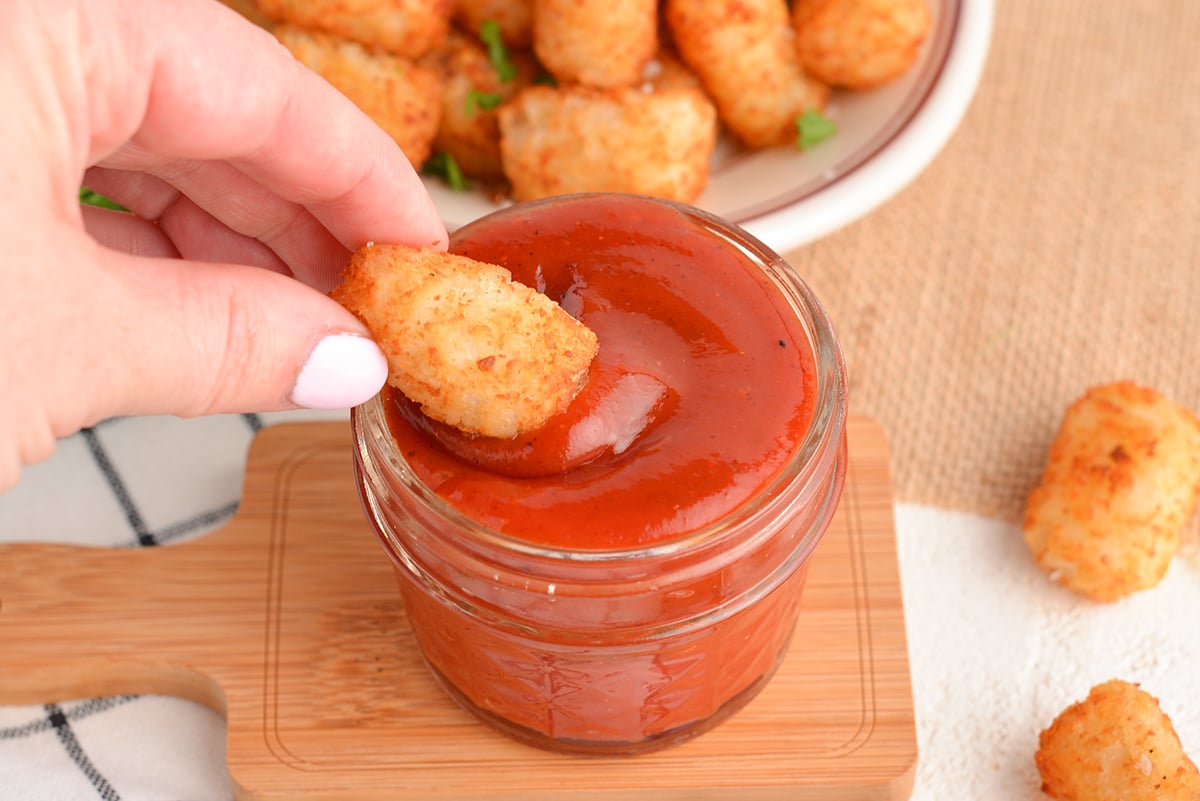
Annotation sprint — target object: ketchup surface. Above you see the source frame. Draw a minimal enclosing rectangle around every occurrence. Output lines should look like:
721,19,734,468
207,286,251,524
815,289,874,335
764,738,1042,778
384,194,816,550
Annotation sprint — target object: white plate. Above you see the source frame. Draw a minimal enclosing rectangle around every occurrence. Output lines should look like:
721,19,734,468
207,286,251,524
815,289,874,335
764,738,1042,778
425,0,994,255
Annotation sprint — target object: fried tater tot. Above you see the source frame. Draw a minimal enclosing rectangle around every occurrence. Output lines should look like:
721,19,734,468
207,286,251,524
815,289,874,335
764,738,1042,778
1037,679,1200,801
453,0,535,49
330,244,599,439
255,0,453,59
1023,381,1200,602
793,0,931,89
275,25,444,168
533,0,658,88
639,47,705,93
665,0,830,149
432,31,537,182
497,85,717,202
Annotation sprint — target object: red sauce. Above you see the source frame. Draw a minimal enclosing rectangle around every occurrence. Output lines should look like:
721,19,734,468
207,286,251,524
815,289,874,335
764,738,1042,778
383,194,817,550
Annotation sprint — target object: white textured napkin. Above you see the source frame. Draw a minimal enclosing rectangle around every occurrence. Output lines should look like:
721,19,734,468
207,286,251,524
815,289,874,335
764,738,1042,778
1,414,1198,800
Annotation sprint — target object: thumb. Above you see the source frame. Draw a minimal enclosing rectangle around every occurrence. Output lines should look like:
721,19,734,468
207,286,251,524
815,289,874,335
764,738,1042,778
97,246,388,418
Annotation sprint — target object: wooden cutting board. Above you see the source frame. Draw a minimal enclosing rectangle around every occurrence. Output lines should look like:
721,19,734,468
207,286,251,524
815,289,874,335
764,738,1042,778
0,418,915,801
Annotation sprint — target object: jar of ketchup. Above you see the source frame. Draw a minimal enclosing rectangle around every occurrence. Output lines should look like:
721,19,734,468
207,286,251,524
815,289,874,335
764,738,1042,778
351,193,847,754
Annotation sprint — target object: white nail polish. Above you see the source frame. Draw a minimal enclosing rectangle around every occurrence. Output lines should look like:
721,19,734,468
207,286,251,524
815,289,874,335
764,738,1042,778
291,334,388,410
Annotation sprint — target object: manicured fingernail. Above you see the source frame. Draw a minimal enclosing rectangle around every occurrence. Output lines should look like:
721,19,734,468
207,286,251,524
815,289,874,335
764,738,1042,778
291,334,388,410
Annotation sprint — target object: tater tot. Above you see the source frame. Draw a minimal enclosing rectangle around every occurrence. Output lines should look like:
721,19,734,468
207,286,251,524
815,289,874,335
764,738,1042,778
793,0,931,89
533,0,658,88
498,85,717,203
331,244,599,438
665,0,830,149
432,31,537,182
1023,381,1200,602
1037,679,1200,801
275,25,443,168
453,0,535,49
255,0,453,59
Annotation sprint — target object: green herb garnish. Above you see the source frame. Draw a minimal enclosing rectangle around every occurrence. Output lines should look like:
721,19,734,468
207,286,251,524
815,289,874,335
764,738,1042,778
479,20,517,83
79,187,127,211
422,152,470,192
795,109,837,151
465,89,505,116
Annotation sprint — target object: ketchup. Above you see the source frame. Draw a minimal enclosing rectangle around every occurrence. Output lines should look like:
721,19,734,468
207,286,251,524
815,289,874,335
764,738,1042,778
384,193,817,550
352,194,847,754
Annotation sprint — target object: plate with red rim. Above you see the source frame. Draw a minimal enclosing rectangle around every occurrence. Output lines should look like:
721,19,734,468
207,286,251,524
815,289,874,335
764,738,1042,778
425,0,994,255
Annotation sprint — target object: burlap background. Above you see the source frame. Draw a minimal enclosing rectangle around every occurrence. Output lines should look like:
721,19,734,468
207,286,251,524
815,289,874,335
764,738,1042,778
783,0,1200,525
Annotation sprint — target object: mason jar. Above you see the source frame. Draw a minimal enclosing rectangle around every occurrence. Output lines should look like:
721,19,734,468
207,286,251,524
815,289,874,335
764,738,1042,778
351,193,848,755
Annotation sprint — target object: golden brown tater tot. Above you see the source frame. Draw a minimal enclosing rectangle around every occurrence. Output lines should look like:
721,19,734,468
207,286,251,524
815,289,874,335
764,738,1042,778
793,0,931,89
665,0,830,149
1023,381,1200,602
331,244,598,438
1037,679,1200,801
498,85,717,203
533,0,658,88
432,31,537,182
255,0,453,59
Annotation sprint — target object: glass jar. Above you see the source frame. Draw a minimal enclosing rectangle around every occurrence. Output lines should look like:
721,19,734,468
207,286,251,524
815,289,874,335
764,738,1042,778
351,194,848,755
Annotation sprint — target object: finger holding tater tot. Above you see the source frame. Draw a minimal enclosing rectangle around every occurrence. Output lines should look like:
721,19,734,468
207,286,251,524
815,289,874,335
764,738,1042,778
793,0,931,90
665,0,830,149
1023,381,1200,602
1036,679,1200,801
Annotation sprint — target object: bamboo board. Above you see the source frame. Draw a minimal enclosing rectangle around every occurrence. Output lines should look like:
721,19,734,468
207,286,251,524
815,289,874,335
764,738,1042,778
0,418,915,800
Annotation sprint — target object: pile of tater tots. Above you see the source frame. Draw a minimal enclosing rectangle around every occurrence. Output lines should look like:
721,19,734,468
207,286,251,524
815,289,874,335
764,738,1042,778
230,0,931,202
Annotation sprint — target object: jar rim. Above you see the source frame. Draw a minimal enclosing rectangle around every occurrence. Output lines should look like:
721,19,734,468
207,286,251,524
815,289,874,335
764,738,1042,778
352,194,848,563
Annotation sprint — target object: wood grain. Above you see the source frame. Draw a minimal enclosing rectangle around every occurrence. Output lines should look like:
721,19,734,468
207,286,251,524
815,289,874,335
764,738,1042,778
0,418,915,800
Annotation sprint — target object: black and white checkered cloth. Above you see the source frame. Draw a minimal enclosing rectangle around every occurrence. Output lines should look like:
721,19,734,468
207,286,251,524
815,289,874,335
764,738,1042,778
0,410,341,801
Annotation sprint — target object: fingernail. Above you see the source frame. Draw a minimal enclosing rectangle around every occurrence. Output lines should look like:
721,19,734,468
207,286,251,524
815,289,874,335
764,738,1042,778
291,334,388,410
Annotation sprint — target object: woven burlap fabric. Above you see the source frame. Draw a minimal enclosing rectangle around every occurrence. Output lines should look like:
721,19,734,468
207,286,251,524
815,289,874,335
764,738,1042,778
784,0,1200,524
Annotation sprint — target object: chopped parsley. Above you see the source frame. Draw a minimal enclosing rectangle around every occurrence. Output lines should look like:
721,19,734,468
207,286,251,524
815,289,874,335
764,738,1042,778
79,187,127,211
479,19,517,82
795,109,837,151
422,152,470,191
465,88,504,116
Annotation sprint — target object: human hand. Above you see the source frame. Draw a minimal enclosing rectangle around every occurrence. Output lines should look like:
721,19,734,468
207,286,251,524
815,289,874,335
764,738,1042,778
0,0,447,488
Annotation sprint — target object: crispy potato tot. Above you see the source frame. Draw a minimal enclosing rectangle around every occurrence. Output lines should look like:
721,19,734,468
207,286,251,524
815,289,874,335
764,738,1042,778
255,0,453,59
220,0,273,27
640,48,705,93
1023,382,1200,602
453,0,535,48
331,244,599,438
432,31,538,182
275,25,444,168
793,0,931,89
498,85,717,202
533,0,658,88
1037,679,1200,801
665,0,830,148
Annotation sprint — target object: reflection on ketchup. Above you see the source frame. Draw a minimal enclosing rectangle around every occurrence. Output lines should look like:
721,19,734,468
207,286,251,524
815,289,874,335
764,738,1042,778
352,194,848,754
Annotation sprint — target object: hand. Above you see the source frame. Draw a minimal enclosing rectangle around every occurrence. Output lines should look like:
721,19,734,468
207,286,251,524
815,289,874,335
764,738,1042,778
0,0,447,488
